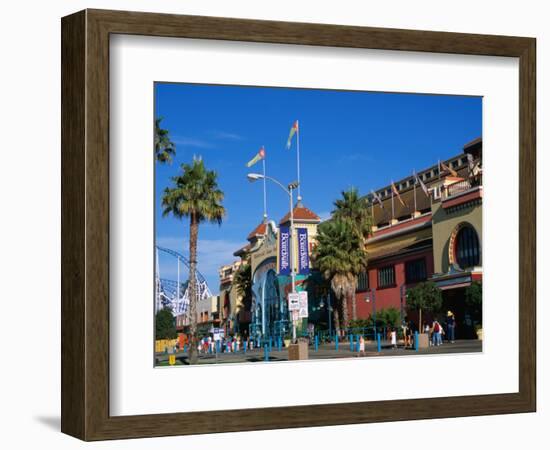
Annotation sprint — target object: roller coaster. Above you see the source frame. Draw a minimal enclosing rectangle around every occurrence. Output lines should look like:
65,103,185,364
155,246,213,317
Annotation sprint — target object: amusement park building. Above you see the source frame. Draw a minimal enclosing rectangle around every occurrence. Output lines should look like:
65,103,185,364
219,137,483,339
357,137,483,336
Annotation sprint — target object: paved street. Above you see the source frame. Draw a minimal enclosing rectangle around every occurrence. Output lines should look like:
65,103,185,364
155,339,482,366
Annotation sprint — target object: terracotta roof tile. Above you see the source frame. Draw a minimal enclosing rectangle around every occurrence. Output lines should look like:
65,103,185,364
279,204,321,225
247,222,267,240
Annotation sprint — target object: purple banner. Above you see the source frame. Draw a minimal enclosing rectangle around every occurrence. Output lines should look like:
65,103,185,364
278,225,291,275
297,228,310,275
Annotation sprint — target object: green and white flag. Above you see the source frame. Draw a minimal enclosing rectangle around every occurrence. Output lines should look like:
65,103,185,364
246,147,266,167
286,120,299,149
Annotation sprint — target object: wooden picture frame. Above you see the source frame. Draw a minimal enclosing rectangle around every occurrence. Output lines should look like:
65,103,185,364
61,9,536,441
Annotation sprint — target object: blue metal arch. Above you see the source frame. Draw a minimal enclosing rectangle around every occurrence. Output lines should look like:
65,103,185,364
156,245,209,285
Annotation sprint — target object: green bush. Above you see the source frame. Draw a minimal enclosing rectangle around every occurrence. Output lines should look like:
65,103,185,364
155,308,177,340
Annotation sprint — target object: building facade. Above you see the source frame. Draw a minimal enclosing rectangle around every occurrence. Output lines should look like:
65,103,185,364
356,137,483,336
218,138,483,339
221,202,321,341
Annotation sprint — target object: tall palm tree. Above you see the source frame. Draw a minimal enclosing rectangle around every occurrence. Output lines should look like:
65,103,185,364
332,187,371,320
161,157,225,364
155,117,176,164
312,218,367,334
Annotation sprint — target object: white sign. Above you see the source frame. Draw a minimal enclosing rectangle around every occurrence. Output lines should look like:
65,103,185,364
213,328,224,341
288,293,300,311
298,291,308,318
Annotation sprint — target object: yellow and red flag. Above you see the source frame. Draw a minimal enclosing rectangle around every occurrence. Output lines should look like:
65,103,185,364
391,182,407,207
440,160,458,177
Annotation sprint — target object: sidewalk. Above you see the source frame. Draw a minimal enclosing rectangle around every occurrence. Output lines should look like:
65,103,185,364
155,339,482,366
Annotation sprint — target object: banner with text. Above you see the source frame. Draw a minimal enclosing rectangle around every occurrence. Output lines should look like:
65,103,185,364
297,227,310,275
278,225,291,275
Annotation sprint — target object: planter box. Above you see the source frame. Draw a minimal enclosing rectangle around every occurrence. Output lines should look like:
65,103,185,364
288,340,309,360
418,333,430,349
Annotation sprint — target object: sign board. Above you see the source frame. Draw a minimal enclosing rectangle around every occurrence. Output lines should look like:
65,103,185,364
278,225,291,275
298,291,308,318
213,328,224,341
297,228,310,275
288,292,300,311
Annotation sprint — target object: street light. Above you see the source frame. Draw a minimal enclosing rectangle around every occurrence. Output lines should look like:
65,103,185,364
248,172,299,343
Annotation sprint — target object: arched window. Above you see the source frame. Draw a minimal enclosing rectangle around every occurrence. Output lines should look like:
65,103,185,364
455,225,480,268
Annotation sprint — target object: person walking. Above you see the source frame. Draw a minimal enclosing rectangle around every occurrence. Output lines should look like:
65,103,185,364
432,319,442,346
401,320,409,348
424,322,432,346
390,328,397,349
358,335,366,356
407,319,416,349
446,311,456,343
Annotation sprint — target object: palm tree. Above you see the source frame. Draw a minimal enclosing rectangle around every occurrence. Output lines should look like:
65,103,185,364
332,187,372,241
332,187,371,320
155,117,176,164
161,157,225,364
312,218,368,334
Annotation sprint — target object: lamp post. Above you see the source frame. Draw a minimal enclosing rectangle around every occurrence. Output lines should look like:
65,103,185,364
247,173,299,343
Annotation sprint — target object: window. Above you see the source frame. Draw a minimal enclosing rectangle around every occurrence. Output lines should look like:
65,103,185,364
357,271,369,292
378,265,395,288
405,258,427,284
455,225,480,268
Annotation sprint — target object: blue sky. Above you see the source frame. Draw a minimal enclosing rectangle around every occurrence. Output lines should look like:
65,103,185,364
155,83,481,293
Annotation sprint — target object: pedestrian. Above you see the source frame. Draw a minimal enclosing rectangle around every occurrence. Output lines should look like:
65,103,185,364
407,319,416,348
391,328,397,349
358,335,366,356
424,322,432,346
446,311,456,343
432,319,442,346
402,319,409,348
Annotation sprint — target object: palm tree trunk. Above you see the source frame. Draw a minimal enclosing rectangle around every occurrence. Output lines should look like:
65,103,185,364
187,214,199,365
333,306,340,337
341,293,349,334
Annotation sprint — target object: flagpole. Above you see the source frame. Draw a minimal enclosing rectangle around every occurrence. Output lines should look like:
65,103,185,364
391,181,395,220
371,198,374,219
262,153,267,220
296,120,301,201
413,170,417,213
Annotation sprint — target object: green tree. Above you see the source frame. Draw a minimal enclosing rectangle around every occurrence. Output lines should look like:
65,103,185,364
331,187,371,321
161,158,225,364
155,117,176,164
465,281,482,325
380,307,401,329
312,218,368,333
406,281,443,329
155,308,177,340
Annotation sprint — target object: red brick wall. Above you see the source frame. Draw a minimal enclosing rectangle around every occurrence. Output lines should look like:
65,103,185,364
353,248,434,320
